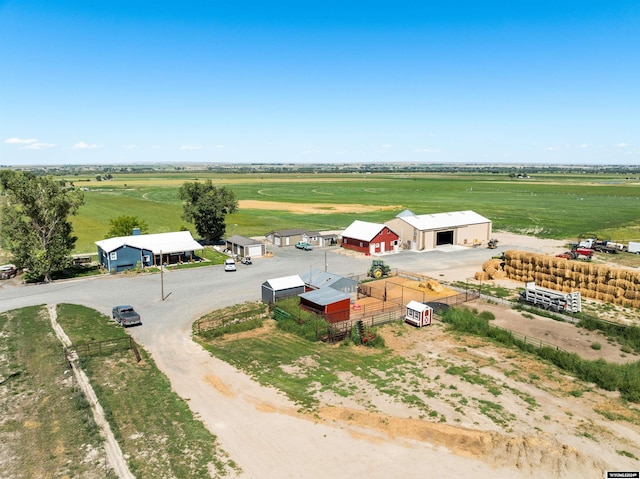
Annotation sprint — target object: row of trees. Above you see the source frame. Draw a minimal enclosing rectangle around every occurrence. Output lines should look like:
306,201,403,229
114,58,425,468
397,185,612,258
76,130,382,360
0,171,237,282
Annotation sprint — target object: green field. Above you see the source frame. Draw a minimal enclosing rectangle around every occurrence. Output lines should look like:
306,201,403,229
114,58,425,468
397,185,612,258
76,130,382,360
24,171,640,253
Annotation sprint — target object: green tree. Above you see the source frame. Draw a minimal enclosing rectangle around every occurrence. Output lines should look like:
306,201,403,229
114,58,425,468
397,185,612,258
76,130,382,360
0,171,84,282
105,215,149,238
179,180,238,244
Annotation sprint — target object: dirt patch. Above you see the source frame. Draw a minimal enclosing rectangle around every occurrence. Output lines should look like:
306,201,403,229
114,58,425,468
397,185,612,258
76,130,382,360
468,300,639,364
238,199,402,214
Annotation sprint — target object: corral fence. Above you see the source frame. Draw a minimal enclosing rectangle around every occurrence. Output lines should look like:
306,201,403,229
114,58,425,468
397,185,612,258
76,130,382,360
66,336,141,363
272,292,479,344
195,311,270,334
358,271,480,309
325,309,405,343
194,302,270,334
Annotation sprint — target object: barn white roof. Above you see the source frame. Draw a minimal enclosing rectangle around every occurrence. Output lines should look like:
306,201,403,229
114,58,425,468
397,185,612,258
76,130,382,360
406,300,431,312
263,275,305,291
395,210,490,231
342,220,395,242
95,231,203,255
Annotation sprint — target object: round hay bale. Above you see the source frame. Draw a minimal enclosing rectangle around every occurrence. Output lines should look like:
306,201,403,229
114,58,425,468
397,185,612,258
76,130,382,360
491,270,506,280
425,280,445,293
474,271,488,281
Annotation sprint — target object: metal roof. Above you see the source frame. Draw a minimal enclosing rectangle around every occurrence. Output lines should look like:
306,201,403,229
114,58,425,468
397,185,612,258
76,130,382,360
395,210,490,231
265,228,319,237
299,288,350,306
95,231,203,255
263,275,305,290
341,220,396,242
226,235,263,246
301,269,357,290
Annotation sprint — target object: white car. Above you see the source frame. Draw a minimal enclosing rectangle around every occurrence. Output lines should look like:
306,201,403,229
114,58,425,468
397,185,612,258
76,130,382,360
224,259,237,271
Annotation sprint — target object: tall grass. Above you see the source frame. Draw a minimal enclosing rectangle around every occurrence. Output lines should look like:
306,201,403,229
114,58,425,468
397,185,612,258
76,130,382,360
441,307,640,402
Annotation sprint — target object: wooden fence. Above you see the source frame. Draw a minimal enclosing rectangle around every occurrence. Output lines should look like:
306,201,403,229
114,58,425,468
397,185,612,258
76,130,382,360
67,337,141,362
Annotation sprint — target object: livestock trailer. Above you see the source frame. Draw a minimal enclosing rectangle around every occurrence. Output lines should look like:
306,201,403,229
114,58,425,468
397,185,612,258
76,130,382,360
519,281,581,313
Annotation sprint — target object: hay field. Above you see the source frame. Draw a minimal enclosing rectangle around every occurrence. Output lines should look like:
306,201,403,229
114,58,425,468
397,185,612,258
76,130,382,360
56,171,640,252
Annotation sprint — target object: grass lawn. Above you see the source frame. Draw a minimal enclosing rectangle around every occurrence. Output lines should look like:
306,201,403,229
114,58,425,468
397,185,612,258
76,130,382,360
0,306,106,478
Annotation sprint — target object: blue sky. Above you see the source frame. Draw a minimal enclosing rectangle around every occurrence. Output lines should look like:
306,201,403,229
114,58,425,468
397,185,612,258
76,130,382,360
1,1,639,165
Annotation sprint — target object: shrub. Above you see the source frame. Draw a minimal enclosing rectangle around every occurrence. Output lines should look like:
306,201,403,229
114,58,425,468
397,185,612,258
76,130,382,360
591,342,602,350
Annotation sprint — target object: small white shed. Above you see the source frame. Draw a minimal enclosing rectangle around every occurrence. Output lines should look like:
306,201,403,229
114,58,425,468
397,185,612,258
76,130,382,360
405,300,433,327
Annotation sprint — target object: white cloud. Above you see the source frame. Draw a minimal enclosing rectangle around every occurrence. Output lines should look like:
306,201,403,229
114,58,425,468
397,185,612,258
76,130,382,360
214,145,224,149
73,141,102,150
414,148,440,153
381,144,392,148
544,146,561,151
122,144,136,150
23,142,56,150
615,143,630,148
180,144,203,150
5,137,38,144
578,144,589,148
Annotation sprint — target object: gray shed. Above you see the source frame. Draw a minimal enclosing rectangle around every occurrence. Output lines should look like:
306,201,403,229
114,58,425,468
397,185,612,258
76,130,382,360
225,235,266,258
261,275,306,304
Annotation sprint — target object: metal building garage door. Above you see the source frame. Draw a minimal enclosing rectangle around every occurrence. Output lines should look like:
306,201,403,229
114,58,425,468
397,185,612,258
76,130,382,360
436,230,454,246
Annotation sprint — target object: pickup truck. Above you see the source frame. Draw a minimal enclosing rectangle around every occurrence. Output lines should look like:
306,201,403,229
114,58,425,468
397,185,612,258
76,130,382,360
0,264,17,280
112,305,142,327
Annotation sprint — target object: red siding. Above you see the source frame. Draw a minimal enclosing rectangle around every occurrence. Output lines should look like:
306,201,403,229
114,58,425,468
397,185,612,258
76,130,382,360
342,226,399,254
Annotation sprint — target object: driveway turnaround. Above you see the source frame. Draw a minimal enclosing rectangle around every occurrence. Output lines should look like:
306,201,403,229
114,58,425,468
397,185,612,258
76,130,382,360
0,243,558,478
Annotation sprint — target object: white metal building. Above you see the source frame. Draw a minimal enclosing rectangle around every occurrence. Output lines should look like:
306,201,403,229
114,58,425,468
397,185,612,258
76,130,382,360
385,210,492,251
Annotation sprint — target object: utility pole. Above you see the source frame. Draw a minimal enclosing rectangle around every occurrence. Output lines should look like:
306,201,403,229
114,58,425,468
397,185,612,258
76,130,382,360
160,250,164,301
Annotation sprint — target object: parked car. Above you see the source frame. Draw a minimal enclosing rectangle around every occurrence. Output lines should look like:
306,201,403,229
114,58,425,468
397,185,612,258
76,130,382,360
224,258,237,271
112,305,142,327
295,241,313,250
0,264,17,280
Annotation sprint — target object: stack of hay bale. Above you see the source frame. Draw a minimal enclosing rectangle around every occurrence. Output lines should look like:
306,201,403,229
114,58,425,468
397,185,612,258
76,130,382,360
475,258,507,281
482,250,640,308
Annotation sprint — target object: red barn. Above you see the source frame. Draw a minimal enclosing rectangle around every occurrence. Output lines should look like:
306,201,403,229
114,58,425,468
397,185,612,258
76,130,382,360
341,220,400,255
299,288,351,323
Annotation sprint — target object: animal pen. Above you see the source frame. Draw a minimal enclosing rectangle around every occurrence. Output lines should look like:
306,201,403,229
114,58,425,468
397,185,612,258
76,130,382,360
322,271,478,343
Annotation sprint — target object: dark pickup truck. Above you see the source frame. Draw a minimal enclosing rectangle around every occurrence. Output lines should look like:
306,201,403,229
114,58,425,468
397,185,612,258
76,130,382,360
112,305,142,327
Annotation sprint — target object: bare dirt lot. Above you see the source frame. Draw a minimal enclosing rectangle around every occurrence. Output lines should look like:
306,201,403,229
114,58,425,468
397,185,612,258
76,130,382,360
239,199,402,214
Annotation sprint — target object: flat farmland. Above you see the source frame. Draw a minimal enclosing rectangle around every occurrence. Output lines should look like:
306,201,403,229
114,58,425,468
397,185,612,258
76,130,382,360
63,171,640,253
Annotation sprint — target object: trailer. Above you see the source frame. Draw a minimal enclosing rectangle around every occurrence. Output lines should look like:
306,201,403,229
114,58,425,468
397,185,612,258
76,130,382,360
519,281,581,313
593,240,619,254
628,241,640,254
